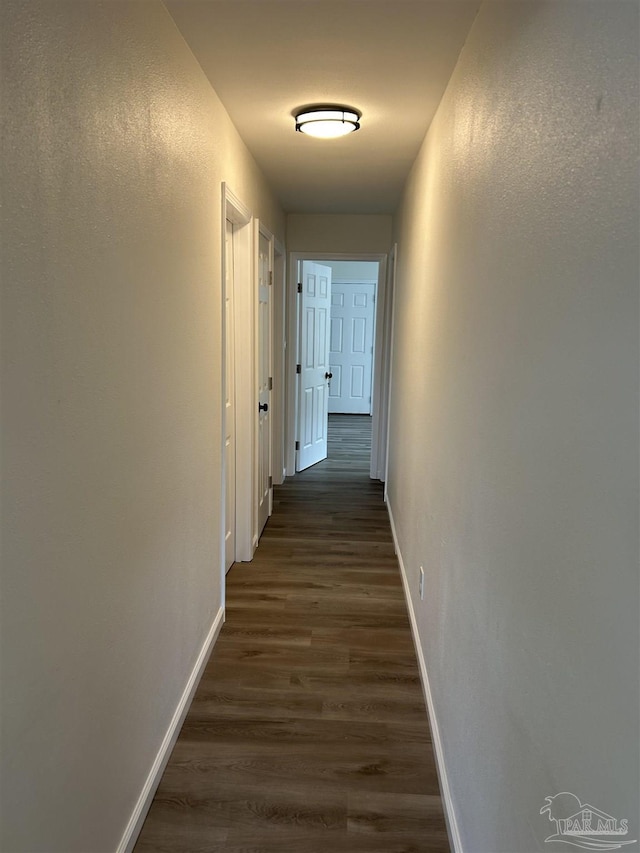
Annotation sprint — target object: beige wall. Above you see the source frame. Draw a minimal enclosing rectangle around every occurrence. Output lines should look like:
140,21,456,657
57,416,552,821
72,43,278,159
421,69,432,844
0,2,284,850
287,213,392,255
388,2,639,851
321,260,379,281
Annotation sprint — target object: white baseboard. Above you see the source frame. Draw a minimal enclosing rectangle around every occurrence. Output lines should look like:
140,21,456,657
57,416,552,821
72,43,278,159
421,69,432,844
386,501,463,853
117,606,225,853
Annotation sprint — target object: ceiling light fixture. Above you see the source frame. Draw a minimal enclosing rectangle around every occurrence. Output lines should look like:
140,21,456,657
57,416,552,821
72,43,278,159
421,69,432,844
294,106,361,139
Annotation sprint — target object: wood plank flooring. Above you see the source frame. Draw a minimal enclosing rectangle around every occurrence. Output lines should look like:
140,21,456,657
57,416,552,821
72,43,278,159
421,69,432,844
134,414,449,853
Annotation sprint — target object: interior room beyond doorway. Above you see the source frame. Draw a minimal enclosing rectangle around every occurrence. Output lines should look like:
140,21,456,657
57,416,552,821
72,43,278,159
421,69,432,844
316,259,379,417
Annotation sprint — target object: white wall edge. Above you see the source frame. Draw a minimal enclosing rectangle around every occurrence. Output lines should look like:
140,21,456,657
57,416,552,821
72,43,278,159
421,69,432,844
117,605,226,853
386,500,463,853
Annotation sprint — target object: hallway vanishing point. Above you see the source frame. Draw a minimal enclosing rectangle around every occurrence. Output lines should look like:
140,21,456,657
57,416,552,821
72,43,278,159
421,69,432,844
135,414,449,852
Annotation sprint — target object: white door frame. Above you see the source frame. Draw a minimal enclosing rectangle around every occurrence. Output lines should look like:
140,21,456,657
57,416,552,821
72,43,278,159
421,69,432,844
285,252,389,480
222,184,255,564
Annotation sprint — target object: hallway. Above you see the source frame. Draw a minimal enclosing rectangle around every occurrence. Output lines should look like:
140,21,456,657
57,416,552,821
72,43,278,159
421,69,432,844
3,3,638,849
135,415,449,852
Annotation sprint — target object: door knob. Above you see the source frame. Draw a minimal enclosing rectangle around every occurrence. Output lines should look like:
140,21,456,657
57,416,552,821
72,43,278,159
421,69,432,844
259,402,269,412
325,372,333,379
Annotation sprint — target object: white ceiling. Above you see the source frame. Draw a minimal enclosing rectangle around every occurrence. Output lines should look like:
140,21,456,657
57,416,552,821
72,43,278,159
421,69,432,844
166,0,480,214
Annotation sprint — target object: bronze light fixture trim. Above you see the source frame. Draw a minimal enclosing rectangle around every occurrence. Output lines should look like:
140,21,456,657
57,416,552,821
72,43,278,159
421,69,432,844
294,105,361,138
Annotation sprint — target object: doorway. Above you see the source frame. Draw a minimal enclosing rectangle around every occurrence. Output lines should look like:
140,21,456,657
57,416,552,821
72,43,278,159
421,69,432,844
285,251,392,481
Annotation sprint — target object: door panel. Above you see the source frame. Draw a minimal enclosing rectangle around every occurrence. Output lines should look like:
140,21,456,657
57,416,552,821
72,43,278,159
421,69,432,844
297,261,332,471
330,316,343,353
351,364,365,397
328,281,376,414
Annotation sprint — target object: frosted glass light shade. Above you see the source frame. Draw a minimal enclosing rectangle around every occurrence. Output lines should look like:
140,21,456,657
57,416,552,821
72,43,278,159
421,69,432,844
295,107,361,138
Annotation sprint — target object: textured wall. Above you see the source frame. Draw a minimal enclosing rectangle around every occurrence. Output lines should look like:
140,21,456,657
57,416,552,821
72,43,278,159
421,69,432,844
388,2,639,851
0,2,283,850
287,213,392,255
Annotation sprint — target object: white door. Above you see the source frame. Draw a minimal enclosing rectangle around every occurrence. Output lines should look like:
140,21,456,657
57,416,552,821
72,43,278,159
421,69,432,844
328,281,376,414
257,231,272,536
224,218,236,572
297,261,332,471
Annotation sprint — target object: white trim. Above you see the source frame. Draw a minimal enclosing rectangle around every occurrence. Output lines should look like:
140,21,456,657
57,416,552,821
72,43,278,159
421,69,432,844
223,183,251,226
386,499,463,853
118,606,225,853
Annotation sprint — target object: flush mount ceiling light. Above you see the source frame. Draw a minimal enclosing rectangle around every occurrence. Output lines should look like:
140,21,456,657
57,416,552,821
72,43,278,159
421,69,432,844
294,106,361,139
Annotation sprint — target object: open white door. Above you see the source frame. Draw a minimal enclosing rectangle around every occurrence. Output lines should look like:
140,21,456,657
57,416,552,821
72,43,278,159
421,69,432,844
257,229,272,537
297,261,332,471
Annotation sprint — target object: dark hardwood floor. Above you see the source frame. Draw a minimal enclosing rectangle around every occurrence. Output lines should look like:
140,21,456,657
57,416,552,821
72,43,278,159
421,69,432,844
134,414,449,853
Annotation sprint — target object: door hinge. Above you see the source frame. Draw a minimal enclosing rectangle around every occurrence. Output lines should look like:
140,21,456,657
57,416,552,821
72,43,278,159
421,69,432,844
269,271,273,286
295,440,300,451
268,376,273,391
268,475,273,488
297,282,302,293
296,363,301,374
